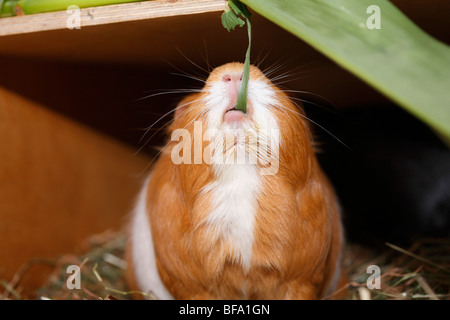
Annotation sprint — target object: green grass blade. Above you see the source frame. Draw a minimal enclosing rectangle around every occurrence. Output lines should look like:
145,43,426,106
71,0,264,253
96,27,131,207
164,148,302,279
241,0,450,139
1,0,143,16
222,0,252,113
236,16,251,113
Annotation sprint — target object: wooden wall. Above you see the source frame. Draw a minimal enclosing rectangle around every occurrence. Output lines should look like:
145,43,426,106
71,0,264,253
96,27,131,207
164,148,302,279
0,86,150,292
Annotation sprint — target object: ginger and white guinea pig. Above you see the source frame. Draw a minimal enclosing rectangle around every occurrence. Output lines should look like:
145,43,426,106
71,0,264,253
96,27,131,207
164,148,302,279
126,62,346,300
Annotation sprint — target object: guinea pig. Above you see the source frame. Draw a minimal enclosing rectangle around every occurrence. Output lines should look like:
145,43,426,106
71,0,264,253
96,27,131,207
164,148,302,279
126,62,346,300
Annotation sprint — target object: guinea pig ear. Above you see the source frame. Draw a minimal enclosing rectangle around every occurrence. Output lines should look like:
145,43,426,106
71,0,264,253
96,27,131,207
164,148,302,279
174,93,200,119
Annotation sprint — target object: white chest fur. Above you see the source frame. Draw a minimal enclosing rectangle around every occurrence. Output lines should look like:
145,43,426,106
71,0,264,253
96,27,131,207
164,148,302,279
204,163,262,271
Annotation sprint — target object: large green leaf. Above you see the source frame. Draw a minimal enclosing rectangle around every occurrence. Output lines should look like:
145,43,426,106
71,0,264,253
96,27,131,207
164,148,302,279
241,0,450,139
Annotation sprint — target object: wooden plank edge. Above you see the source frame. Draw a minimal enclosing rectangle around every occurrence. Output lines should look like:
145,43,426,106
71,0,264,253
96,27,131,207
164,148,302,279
0,0,225,37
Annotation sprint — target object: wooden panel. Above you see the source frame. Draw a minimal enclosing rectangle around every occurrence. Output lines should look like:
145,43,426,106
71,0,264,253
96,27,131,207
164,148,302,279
0,0,447,127
0,86,151,292
0,0,448,41
0,0,447,65
0,9,392,138
0,0,225,36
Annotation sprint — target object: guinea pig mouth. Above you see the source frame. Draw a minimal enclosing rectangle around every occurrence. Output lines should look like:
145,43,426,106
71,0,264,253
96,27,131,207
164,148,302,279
225,106,243,113
224,105,248,124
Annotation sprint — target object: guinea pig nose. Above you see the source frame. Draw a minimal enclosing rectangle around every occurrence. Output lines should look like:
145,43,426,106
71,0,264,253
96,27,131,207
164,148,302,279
222,74,242,83
222,74,232,82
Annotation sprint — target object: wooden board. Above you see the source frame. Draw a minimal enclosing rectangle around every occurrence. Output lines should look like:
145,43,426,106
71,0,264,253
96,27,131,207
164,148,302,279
0,0,226,36
0,0,448,40
0,0,448,67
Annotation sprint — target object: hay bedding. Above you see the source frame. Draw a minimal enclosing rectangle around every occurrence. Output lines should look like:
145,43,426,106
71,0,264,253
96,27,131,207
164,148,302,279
1,231,449,300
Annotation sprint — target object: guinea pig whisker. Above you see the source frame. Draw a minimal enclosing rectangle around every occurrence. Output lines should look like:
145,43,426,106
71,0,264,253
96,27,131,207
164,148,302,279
273,78,311,86
272,102,350,151
201,39,214,73
262,54,295,75
143,97,206,143
146,106,207,161
279,89,339,112
170,72,205,83
269,64,312,80
271,72,317,85
263,56,309,79
138,107,178,144
136,89,203,101
269,64,318,85
271,75,312,86
137,139,173,176
270,73,294,82
288,96,341,118
179,104,208,132
254,49,271,69
264,61,288,78
175,47,210,76
165,59,208,82
141,88,203,94
134,97,206,157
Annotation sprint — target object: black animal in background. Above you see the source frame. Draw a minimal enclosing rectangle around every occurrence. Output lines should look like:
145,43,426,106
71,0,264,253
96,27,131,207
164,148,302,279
310,105,450,246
